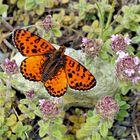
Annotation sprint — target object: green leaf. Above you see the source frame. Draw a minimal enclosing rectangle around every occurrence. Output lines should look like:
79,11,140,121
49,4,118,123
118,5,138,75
92,132,101,140
35,0,44,4
99,121,108,138
0,4,8,15
20,99,29,104
52,129,63,139
87,113,100,124
35,6,45,15
38,120,49,137
6,114,17,126
99,51,110,61
4,130,12,138
27,112,35,119
106,120,113,129
17,0,25,9
24,0,36,11
62,0,69,4
86,3,94,11
82,25,91,32
118,80,131,95
102,39,111,52
79,0,86,11
118,101,126,106
131,36,140,44
0,116,5,127
54,118,63,125
63,135,75,140
136,52,140,58
114,25,124,34
42,137,50,140
44,0,54,8
87,110,93,117
120,104,130,110
106,136,115,140
10,134,17,140
136,26,140,35
0,125,9,135
34,108,42,117
52,28,62,37
87,32,95,39
0,97,5,107
18,104,28,112
69,115,78,123
126,46,135,54
76,111,100,139
118,110,129,118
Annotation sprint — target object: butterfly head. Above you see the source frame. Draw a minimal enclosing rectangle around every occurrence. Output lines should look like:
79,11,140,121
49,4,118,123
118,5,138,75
53,45,66,60
59,45,66,53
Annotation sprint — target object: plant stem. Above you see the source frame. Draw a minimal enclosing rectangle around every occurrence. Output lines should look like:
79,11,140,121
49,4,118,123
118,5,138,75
105,0,115,29
95,1,104,38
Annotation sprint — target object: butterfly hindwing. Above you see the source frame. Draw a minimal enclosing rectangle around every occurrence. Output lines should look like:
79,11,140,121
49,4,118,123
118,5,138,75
20,55,48,81
64,55,96,90
44,68,67,97
13,29,56,56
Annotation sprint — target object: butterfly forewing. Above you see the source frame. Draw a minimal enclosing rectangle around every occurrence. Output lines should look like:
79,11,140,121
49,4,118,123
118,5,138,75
64,55,96,90
20,55,48,81
13,29,56,56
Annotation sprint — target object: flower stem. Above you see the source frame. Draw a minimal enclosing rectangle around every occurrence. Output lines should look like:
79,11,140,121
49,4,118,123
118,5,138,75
105,0,115,29
95,1,104,38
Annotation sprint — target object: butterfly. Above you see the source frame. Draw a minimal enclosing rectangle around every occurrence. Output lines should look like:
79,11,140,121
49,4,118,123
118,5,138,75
12,29,96,97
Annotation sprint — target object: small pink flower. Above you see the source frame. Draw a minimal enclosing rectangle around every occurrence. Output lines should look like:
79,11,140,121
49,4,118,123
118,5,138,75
26,89,34,98
111,34,119,41
133,57,140,65
124,69,135,77
124,37,131,45
111,34,131,53
3,58,18,74
39,99,59,117
132,76,140,84
39,99,46,106
116,51,128,62
82,37,102,58
42,15,53,32
82,37,91,45
116,53,140,84
137,66,140,73
95,96,119,120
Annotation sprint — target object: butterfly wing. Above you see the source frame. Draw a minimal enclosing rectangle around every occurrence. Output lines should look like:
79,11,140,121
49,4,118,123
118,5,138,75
44,68,67,97
13,29,56,56
64,55,96,90
20,55,48,81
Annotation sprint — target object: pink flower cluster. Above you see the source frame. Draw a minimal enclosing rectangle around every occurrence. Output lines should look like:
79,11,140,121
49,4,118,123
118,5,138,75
3,58,18,74
111,34,131,52
26,89,35,98
42,15,53,32
95,96,119,120
39,99,59,117
116,51,140,84
82,37,102,58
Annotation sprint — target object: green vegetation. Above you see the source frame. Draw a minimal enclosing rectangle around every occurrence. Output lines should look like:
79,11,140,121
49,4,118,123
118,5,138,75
0,0,140,139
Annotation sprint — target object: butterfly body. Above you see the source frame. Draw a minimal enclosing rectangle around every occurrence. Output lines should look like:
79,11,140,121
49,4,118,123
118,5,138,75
13,29,96,97
42,46,65,82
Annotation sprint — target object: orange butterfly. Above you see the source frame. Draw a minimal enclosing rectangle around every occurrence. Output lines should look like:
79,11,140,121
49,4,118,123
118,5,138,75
12,29,96,97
